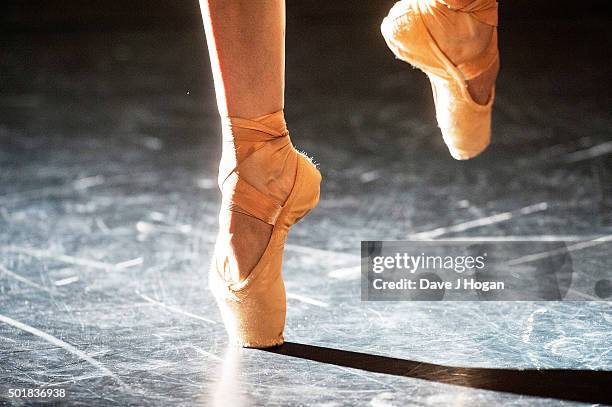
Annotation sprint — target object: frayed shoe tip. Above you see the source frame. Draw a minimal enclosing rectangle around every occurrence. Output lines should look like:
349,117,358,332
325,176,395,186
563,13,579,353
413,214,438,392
233,337,284,349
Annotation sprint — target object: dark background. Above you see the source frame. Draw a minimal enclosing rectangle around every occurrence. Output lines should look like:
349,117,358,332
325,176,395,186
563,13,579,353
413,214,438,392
1,0,610,32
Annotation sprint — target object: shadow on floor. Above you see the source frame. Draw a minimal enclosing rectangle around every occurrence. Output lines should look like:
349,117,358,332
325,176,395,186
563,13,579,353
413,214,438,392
264,342,612,404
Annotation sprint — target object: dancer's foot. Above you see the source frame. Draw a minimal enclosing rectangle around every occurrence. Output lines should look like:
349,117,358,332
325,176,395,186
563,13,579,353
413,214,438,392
381,0,499,159
209,111,321,348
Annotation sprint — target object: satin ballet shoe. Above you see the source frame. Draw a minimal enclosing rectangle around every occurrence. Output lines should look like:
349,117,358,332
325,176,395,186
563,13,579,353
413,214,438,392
209,110,321,348
381,0,499,159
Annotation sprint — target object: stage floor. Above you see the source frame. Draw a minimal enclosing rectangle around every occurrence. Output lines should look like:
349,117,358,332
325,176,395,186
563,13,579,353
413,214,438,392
1,12,611,407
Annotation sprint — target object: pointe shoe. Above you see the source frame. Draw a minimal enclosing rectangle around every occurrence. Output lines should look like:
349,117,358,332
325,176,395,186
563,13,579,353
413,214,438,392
381,0,499,159
209,110,321,348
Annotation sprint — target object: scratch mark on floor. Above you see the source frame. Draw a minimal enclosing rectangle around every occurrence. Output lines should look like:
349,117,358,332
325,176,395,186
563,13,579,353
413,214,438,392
0,263,51,292
367,307,385,324
506,235,612,266
136,292,217,324
54,276,80,286
285,244,359,260
46,374,108,387
333,365,391,388
521,308,547,343
0,185,75,205
115,257,144,270
328,265,361,280
562,141,612,163
286,292,329,308
4,246,115,271
73,175,106,190
0,314,126,388
409,202,549,239
189,345,223,361
136,221,192,235
424,235,604,242
95,218,111,234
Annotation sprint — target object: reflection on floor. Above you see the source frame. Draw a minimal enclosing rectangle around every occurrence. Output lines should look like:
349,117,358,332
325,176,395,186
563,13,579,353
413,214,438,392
0,11,611,407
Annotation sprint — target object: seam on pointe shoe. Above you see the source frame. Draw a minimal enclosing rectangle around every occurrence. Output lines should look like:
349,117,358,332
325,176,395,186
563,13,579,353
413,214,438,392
426,32,495,110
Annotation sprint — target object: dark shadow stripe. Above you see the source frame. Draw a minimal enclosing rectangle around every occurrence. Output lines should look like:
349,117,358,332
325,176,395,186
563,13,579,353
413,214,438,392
264,342,612,405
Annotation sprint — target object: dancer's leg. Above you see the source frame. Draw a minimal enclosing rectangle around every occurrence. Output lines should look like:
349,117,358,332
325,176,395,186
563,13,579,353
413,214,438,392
202,1,321,348
200,0,296,282
201,0,285,118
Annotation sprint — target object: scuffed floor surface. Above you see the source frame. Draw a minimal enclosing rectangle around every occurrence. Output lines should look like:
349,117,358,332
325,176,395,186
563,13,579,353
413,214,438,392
1,13,611,407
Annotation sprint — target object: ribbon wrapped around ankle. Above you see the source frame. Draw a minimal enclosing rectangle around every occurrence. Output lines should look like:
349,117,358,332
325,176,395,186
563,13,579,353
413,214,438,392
439,0,497,27
219,110,293,225
221,110,289,142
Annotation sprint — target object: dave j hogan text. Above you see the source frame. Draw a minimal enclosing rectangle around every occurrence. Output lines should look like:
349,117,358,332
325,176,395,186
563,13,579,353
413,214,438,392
372,277,505,292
